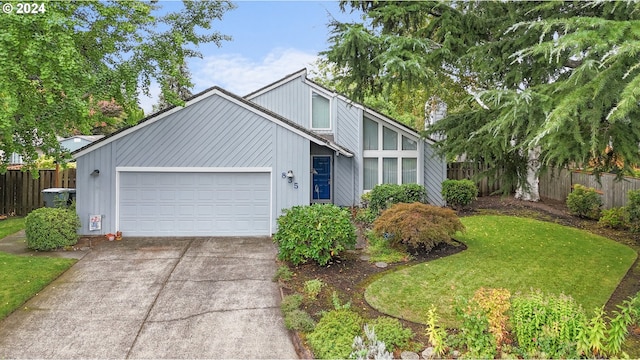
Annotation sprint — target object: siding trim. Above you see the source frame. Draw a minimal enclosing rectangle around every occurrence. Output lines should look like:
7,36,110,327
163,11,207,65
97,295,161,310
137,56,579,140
114,166,273,235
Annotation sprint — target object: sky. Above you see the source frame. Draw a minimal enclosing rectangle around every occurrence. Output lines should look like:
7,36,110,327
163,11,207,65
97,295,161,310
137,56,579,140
139,1,362,113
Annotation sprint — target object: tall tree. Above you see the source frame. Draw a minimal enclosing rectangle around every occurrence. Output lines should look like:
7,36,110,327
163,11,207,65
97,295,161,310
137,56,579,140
0,0,234,171
324,1,640,199
152,63,194,113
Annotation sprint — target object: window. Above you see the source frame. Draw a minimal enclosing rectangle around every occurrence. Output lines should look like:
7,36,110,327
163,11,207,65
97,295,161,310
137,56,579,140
362,118,420,190
402,136,417,150
402,158,417,184
383,158,398,184
312,92,330,129
363,118,378,150
383,127,398,150
363,158,378,190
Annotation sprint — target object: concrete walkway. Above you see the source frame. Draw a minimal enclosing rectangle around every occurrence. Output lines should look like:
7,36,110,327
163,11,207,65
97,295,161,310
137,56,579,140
0,236,298,359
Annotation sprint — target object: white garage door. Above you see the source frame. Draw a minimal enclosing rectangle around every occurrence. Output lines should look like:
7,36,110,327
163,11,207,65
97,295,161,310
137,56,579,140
118,172,270,236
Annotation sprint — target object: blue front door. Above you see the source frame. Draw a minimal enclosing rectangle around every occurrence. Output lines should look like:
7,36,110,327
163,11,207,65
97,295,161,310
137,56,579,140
312,156,331,201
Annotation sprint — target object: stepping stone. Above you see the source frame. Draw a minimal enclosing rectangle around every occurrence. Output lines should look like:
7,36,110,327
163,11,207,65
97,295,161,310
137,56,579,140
422,347,436,359
360,255,370,261
375,261,388,268
400,351,419,360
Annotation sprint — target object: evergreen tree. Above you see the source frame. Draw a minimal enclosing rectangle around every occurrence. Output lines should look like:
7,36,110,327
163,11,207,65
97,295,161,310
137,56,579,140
324,0,640,198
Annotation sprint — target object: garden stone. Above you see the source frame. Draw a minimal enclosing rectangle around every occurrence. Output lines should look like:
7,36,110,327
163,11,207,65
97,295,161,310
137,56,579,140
400,351,419,360
375,261,388,268
422,347,435,359
360,255,370,261
452,350,461,359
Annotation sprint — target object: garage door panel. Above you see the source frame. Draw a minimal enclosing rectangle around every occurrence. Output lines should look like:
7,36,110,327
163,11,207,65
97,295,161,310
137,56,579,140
119,172,270,236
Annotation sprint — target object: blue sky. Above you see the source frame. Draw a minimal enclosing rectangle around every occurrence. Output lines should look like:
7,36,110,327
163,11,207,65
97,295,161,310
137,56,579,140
139,1,361,113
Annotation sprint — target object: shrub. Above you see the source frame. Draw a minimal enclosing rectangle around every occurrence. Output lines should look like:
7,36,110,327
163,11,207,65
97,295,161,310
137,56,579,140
354,207,377,225
351,324,393,360
303,279,325,300
442,179,478,209
280,293,303,313
510,291,586,359
367,316,414,352
598,207,629,230
454,296,497,359
307,309,364,359
472,288,511,351
25,207,80,251
368,183,427,214
627,189,640,232
284,309,316,333
372,202,464,253
273,204,357,266
566,184,602,219
273,265,294,282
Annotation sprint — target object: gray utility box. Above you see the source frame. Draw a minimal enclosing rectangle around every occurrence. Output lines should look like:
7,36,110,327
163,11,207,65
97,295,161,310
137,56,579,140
42,188,76,208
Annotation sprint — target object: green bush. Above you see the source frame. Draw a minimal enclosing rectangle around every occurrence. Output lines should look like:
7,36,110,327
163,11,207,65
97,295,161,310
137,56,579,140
367,316,414,352
303,279,325,300
273,204,356,266
510,291,586,359
442,179,478,209
284,309,316,333
566,184,602,219
372,202,464,253
368,183,427,214
354,207,377,224
598,207,629,230
627,189,640,232
307,309,364,359
280,293,303,313
25,207,80,251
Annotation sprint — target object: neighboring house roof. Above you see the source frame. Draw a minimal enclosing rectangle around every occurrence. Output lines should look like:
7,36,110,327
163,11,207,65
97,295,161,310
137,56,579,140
72,86,354,159
245,68,438,145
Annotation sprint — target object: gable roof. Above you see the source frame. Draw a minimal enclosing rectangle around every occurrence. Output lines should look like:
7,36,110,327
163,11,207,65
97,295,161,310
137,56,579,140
72,86,354,159
245,68,437,145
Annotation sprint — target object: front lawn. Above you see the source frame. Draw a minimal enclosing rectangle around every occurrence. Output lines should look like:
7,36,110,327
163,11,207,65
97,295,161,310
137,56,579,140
0,217,25,239
365,215,637,327
0,218,76,320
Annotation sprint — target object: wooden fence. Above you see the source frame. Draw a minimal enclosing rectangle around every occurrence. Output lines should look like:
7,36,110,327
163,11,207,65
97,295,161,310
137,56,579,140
447,162,509,196
0,169,76,216
449,162,640,209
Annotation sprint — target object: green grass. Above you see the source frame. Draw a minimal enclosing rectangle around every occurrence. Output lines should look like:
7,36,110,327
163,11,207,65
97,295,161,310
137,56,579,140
0,217,26,239
0,218,76,320
366,231,411,263
365,215,637,327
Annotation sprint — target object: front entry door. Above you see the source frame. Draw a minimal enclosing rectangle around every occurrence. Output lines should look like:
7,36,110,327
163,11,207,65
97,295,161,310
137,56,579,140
312,156,331,202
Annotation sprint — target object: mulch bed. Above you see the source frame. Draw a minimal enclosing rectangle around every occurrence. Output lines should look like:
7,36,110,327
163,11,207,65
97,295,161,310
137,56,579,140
280,196,640,356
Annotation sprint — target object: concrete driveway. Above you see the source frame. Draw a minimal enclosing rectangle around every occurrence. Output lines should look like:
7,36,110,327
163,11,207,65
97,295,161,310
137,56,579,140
0,237,298,359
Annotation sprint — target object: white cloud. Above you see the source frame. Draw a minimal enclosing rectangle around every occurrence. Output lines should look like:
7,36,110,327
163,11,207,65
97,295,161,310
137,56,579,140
137,48,319,115
193,48,320,95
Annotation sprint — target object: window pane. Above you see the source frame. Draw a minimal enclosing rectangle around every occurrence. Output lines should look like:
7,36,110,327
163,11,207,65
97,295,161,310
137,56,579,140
402,158,417,184
363,158,378,190
383,158,398,184
363,118,378,150
383,127,398,150
312,93,330,129
402,136,417,150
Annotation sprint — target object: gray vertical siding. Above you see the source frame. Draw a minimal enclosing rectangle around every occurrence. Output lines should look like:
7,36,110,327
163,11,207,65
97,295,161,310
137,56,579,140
76,143,115,235
423,144,446,206
273,126,311,223
334,100,361,206
248,78,310,128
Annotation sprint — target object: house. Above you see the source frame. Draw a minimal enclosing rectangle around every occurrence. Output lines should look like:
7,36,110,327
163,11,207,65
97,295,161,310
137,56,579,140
72,69,446,237
3,135,103,166
59,135,105,153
